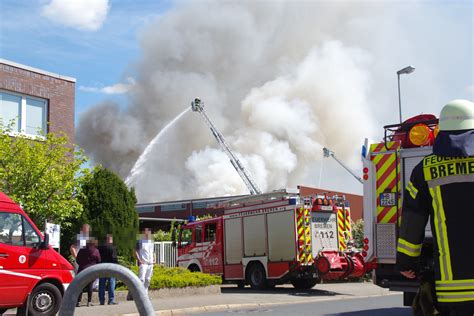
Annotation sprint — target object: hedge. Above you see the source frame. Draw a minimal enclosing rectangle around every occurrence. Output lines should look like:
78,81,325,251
117,265,222,290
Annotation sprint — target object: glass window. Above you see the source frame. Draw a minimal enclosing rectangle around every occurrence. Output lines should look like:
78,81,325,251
180,229,192,247
0,212,23,246
23,218,40,247
195,225,202,243
205,223,216,242
0,92,21,132
26,98,46,136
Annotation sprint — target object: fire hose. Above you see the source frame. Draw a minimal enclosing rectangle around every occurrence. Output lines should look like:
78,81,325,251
58,263,155,316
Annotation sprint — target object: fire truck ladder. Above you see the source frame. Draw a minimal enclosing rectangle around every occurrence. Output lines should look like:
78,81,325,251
191,98,262,195
323,147,363,184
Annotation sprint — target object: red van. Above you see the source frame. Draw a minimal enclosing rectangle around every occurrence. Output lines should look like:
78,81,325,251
0,192,74,315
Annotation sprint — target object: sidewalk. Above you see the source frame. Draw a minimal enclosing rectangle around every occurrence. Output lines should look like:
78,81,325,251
72,282,398,316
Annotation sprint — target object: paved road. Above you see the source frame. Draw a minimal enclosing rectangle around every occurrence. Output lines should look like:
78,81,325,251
193,294,410,316
2,282,406,315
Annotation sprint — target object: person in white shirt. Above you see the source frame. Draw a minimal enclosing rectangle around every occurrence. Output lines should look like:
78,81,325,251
135,228,155,294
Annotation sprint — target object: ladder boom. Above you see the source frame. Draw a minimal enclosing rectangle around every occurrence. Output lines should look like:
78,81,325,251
192,98,262,195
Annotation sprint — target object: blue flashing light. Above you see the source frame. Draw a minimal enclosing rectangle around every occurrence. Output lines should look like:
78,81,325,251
361,145,367,158
188,215,196,223
289,197,297,205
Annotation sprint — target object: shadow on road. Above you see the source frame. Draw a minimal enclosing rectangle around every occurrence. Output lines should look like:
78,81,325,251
221,286,342,298
326,307,411,316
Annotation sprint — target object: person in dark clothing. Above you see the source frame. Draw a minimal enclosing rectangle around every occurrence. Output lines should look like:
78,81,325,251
98,234,118,305
76,238,101,307
396,100,474,316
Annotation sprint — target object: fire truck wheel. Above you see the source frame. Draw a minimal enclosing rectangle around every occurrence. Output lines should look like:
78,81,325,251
28,283,62,316
290,278,318,290
247,263,267,290
188,264,200,272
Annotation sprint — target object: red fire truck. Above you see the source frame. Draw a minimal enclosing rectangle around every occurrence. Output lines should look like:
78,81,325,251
177,188,371,289
0,192,74,315
361,114,438,305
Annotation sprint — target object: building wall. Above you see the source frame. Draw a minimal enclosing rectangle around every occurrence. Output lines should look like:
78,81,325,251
0,60,75,142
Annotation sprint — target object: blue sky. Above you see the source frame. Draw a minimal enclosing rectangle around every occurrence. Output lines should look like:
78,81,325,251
0,0,172,123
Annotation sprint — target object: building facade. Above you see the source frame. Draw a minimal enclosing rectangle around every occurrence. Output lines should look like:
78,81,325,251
0,58,75,142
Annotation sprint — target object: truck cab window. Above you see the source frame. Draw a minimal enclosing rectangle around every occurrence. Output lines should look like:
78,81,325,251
205,223,216,242
0,212,23,246
195,225,202,243
180,228,192,247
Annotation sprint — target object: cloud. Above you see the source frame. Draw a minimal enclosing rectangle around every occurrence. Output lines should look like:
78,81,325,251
80,77,136,94
41,0,110,31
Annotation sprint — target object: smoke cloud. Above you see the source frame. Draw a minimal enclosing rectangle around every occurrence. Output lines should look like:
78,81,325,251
77,1,461,202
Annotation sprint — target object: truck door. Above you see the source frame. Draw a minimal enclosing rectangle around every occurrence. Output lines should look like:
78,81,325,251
203,221,221,274
0,212,41,306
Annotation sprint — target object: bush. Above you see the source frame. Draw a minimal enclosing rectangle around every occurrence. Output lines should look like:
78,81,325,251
351,219,364,249
117,266,222,290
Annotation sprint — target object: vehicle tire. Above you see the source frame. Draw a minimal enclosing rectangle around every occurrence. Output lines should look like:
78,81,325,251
188,264,200,272
28,283,62,316
291,278,318,290
247,263,267,290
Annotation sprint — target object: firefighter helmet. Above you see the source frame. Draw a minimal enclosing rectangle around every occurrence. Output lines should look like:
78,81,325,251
438,99,474,131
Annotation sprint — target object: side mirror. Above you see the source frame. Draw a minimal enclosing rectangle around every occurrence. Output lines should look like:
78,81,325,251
39,233,49,250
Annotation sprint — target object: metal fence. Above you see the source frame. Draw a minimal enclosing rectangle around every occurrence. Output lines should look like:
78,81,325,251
154,241,177,267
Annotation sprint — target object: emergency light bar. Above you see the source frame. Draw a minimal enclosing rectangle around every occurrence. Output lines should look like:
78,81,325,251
384,114,439,149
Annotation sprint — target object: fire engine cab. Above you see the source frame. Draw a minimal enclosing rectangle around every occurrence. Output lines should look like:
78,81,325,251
362,114,438,305
177,188,370,289
0,192,74,316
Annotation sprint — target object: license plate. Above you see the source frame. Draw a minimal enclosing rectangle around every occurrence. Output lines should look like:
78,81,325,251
379,192,397,207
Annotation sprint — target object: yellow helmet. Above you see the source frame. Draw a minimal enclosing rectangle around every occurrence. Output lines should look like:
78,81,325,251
439,99,474,131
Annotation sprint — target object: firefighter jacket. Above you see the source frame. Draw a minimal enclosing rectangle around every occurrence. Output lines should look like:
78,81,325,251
396,153,474,306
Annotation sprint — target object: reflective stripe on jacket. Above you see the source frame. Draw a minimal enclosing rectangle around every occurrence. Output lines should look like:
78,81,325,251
396,154,474,305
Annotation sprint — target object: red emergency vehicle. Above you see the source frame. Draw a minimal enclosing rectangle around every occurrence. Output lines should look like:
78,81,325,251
0,192,74,315
362,114,438,305
177,189,370,289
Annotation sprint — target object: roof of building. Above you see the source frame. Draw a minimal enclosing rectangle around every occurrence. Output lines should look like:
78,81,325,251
0,58,76,83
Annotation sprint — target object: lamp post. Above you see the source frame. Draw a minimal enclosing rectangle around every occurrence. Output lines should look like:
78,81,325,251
397,66,415,123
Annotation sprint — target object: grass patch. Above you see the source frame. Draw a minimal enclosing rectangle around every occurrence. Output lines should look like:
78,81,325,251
117,265,222,290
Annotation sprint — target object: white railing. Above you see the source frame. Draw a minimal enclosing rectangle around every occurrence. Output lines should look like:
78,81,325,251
154,241,177,267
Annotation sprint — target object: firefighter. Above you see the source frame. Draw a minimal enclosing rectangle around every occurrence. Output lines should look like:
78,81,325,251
397,99,474,316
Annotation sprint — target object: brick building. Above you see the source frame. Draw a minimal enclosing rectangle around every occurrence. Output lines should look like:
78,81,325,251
137,185,363,230
0,58,75,141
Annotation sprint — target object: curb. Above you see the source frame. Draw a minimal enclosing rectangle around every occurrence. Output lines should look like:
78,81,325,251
78,285,221,305
124,292,401,316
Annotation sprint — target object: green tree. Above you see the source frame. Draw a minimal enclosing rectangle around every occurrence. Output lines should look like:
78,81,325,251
81,167,139,258
0,124,88,240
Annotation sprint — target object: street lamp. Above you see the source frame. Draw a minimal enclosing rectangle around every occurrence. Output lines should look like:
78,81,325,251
397,66,415,123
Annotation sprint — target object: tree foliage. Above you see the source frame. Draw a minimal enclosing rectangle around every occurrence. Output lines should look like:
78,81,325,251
81,167,138,258
0,124,88,228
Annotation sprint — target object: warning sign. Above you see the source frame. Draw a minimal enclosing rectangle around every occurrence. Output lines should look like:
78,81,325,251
311,212,338,256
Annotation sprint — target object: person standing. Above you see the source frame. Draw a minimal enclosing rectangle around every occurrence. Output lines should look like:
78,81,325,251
396,100,474,315
70,224,90,272
135,228,155,294
98,234,118,305
76,238,101,307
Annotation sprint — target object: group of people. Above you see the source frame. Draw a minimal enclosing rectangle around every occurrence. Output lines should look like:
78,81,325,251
70,225,156,307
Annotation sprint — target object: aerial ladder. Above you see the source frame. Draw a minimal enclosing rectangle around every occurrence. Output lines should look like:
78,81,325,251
191,98,262,195
323,147,363,184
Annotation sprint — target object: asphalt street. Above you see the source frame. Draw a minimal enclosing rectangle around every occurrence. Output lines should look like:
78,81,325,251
2,282,407,316
192,294,410,316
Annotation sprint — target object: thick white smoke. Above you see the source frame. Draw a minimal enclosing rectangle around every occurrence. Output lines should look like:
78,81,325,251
77,1,428,202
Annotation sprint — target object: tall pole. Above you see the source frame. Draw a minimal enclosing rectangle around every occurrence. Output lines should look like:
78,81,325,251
396,66,415,124
397,73,402,123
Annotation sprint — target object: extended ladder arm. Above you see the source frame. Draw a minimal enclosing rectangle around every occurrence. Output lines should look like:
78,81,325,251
323,147,363,184
192,98,262,195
